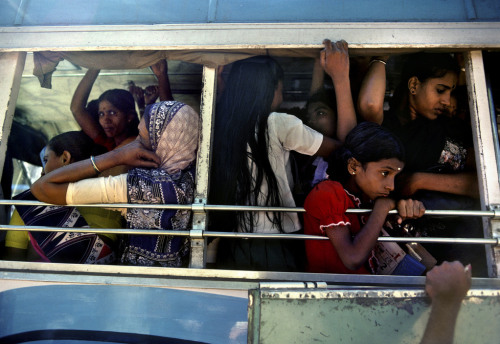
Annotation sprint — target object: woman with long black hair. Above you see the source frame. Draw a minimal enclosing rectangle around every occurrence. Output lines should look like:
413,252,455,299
210,40,357,271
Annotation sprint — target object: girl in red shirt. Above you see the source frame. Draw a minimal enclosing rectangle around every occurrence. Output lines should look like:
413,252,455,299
304,122,426,273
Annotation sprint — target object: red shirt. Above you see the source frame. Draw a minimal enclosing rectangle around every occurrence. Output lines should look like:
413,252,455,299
304,180,370,274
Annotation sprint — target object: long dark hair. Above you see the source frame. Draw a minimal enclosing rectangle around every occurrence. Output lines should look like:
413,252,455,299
98,89,139,137
327,122,405,183
390,53,460,118
210,56,284,233
48,131,107,163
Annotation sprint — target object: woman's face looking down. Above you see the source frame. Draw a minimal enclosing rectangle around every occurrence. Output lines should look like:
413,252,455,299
408,71,457,121
98,100,131,139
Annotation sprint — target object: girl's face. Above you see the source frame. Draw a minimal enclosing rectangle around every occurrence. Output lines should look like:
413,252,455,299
137,117,152,150
42,148,65,175
409,72,457,121
306,101,336,137
98,100,131,139
351,158,404,201
270,81,283,112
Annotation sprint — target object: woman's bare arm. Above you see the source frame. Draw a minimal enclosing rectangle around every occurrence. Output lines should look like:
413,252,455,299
320,39,357,142
357,57,389,124
31,140,160,205
399,171,479,198
70,69,104,140
327,198,425,270
326,197,395,270
151,59,174,101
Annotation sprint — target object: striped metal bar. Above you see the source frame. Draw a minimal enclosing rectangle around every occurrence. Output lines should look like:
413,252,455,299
1,200,497,217
1,225,497,246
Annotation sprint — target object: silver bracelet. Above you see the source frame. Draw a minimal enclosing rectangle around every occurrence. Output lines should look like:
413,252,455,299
90,155,101,174
370,59,387,66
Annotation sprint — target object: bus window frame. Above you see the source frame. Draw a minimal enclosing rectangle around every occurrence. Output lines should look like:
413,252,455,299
0,45,499,286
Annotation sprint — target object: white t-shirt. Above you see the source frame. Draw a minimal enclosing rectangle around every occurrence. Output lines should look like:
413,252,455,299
66,174,128,217
245,112,323,234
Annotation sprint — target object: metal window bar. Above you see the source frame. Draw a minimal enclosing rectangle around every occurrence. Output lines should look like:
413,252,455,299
2,199,498,218
1,201,498,246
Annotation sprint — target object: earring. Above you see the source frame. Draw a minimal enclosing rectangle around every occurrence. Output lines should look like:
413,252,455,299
351,171,356,175
410,88,416,95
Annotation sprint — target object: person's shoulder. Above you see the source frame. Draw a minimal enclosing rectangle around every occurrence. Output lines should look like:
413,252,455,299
309,180,345,196
268,111,301,122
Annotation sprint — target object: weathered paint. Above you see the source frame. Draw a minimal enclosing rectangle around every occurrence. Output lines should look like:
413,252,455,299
189,65,217,268
0,52,25,181
465,50,500,277
249,286,500,344
1,23,500,52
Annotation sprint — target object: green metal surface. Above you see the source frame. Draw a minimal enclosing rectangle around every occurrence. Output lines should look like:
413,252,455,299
249,287,500,344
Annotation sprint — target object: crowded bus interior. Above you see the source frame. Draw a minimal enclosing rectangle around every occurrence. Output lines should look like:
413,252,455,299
1,48,499,278
1,1,500,342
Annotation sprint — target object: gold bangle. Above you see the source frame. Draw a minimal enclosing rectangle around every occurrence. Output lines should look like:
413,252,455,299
90,155,101,174
369,59,387,66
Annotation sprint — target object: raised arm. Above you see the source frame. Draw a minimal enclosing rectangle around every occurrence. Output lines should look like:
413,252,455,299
421,261,471,344
151,59,174,101
70,69,104,140
320,39,357,142
327,198,425,270
31,140,160,205
357,56,389,124
309,57,325,96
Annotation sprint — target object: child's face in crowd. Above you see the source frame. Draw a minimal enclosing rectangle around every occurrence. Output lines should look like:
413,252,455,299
137,117,152,150
409,72,457,121
98,100,130,139
306,101,336,137
352,158,404,201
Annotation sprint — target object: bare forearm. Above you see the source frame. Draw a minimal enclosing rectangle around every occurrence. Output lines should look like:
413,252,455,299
70,69,102,139
357,60,386,124
309,58,325,96
412,172,479,198
329,201,391,270
31,151,122,204
421,302,461,344
332,75,357,142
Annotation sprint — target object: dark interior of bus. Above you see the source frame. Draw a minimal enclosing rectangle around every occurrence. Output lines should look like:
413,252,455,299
1,49,499,277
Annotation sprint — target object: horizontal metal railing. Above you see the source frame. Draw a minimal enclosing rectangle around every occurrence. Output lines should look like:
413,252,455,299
1,199,498,218
1,200,498,245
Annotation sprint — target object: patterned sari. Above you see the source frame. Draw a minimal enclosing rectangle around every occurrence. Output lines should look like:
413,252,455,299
121,101,199,267
14,190,116,264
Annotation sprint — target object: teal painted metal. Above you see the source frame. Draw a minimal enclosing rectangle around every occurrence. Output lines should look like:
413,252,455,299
0,0,499,26
249,287,500,344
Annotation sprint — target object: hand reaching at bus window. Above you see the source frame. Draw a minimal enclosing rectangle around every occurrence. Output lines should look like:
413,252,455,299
144,85,159,105
151,59,167,76
128,81,146,110
320,39,349,83
319,39,356,142
151,59,174,101
421,261,471,344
